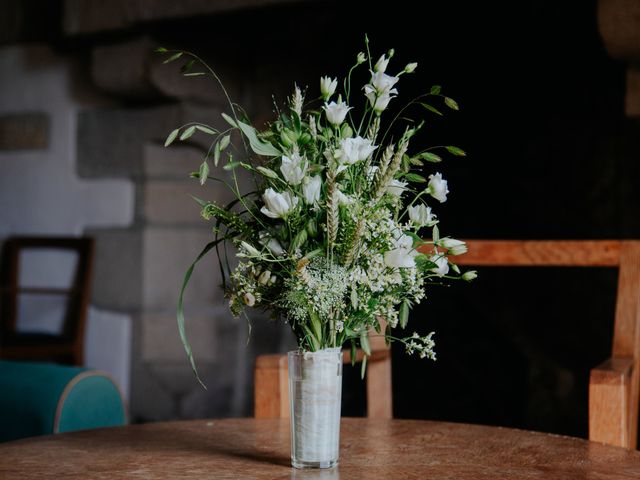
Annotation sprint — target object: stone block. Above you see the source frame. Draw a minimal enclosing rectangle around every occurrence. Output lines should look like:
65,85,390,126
141,310,221,362
88,228,143,311
92,37,156,98
142,227,224,310
77,103,223,179
143,143,202,179
143,181,204,225
626,67,640,117
0,112,48,150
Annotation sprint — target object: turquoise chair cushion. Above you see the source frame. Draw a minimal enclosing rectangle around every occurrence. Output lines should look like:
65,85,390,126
0,360,126,442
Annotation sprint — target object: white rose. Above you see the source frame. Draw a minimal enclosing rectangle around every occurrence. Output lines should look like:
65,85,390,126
243,292,256,307
280,153,307,185
323,100,351,126
429,254,449,277
384,233,418,268
427,172,449,203
374,54,390,73
386,179,408,197
336,136,377,166
408,204,435,227
302,175,322,205
260,188,298,218
439,238,467,256
320,76,338,100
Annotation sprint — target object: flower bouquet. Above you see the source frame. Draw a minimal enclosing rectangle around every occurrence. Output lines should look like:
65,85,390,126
158,36,475,469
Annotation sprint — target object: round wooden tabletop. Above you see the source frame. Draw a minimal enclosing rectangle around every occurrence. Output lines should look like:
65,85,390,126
1,418,639,479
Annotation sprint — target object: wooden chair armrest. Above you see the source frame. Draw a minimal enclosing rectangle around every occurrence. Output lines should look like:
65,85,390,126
589,357,634,448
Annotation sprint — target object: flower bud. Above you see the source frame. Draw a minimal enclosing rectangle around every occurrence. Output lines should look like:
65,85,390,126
320,76,338,101
356,52,366,64
306,218,318,237
404,62,418,73
258,270,271,285
462,270,478,281
340,123,353,139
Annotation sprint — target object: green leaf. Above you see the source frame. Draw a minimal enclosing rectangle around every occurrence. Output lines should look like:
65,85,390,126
221,112,238,128
430,85,442,95
198,161,209,186
163,52,183,64
444,97,459,110
350,341,357,367
189,195,208,207
214,144,221,166
360,354,368,380
183,72,206,77
237,120,282,157
399,300,410,329
180,125,196,141
445,146,466,156
290,229,307,251
177,238,225,389
405,173,427,183
219,134,231,151
420,103,442,116
164,128,180,147
180,59,195,73
154,47,168,53
195,125,216,135
360,331,371,356
256,166,279,179
223,161,241,171
409,157,424,166
420,152,442,163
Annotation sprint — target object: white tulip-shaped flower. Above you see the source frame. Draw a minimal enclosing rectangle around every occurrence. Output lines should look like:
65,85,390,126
384,233,418,268
280,153,307,186
439,238,467,256
408,204,435,227
323,100,351,126
336,136,377,166
371,71,399,93
320,76,337,100
374,54,390,73
429,254,450,277
386,179,408,197
336,190,355,206
302,175,322,205
427,172,449,203
260,188,298,219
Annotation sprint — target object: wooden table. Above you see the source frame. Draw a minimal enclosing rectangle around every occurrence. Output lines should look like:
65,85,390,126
1,418,639,479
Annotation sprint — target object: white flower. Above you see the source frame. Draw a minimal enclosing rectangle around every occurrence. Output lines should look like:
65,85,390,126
258,270,272,285
302,175,322,205
336,136,377,166
386,179,408,197
323,100,351,126
240,241,260,257
408,204,435,227
371,71,399,93
356,52,366,65
462,270,477,281
364,85,397,113
427,172,449,203
265,238,285,256
374,54,390,73
320,76,338,100
384,233,417,268
335,320,344,332
429,254,449,277
439,238,467,256
280,153,307,186
260,188,298,218
336,190,354,205
243,292,256,307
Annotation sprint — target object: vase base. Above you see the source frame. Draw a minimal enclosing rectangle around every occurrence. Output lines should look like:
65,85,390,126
291,459,338,469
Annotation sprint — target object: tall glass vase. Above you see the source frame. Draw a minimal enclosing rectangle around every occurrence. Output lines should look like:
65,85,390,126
288,347,342,469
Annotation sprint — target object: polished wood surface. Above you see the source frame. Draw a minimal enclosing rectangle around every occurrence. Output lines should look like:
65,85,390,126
425,239,640,449
1,418,639,479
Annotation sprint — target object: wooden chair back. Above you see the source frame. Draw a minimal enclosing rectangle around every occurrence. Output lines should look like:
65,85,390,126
450,240,640,449
0,236,95,365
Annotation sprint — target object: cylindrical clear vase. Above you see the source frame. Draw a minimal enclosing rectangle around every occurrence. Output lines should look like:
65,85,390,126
288,347,342,469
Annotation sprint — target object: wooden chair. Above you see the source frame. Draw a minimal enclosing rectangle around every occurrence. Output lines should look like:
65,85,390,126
452,240,640,449
255,331,392,419
254,240,640,450
0,237,95,365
